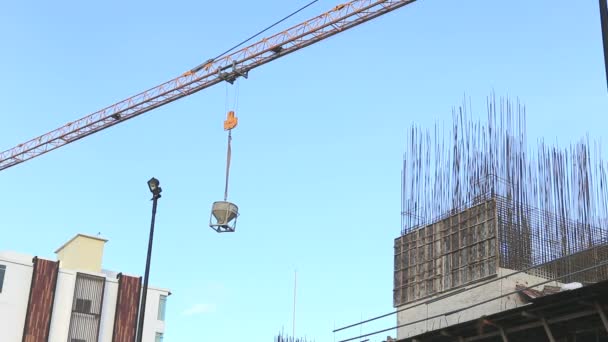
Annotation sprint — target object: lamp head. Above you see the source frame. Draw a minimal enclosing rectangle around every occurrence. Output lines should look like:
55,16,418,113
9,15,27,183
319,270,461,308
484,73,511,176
148,177,162,197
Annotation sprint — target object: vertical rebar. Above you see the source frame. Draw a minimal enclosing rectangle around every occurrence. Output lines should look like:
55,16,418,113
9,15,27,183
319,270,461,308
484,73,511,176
396,94,608,307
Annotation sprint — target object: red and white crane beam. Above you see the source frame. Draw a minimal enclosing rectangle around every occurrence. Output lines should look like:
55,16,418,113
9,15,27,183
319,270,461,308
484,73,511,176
0,0,417,171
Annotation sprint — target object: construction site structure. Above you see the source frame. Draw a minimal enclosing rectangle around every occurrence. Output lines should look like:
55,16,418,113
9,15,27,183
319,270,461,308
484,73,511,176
0,0,607,172
275,332,314,342
394,96,608,339
0,0,419,172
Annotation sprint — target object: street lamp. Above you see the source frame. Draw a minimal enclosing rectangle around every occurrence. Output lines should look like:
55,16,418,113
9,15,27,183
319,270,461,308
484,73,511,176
136,177,162,342
600,0,608,91
148,177,162,197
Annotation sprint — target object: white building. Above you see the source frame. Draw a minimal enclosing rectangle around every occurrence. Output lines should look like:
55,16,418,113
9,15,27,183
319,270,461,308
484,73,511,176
0,234,170,342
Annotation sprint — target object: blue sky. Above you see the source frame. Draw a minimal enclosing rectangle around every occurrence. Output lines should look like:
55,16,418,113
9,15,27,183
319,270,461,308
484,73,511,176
1,1,607,341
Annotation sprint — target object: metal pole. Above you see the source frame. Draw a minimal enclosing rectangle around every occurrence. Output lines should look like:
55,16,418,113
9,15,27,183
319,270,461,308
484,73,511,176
136,193,159,342
540,317,556,342
600,0,608,91
594,301,608,334
292,270,297,339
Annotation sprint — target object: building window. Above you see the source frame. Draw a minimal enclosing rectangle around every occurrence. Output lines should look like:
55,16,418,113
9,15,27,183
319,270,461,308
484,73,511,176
0,265,5,293
158,295,167,321
67,273,105,342
155,332,164,342
74,298,92,314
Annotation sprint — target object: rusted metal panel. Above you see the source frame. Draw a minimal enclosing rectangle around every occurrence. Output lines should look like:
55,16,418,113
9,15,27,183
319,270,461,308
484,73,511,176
112,274,142,342
22,257,59,342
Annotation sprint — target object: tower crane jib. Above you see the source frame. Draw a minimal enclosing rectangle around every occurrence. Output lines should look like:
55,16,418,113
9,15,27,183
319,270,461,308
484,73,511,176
0,0,418,172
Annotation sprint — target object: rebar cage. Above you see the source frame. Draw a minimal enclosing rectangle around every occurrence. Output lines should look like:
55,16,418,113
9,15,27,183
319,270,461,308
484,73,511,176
395,95,608,307
394,196,608,307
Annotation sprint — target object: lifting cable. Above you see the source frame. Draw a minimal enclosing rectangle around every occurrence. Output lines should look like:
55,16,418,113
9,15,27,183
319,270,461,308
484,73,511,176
216,0,319,205
223,79,239,201
224,128,232,201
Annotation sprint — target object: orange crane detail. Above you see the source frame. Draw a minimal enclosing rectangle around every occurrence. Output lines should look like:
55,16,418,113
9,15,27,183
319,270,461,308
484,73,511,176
0,0,418,171
224,111,238,131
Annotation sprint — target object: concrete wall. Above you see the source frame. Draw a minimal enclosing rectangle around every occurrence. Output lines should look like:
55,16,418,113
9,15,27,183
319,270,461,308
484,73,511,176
396,268,561,339
0,252,168,342
394,200,499,307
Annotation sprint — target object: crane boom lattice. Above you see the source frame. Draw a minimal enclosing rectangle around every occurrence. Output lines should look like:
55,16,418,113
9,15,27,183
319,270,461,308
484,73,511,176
0,0,417,171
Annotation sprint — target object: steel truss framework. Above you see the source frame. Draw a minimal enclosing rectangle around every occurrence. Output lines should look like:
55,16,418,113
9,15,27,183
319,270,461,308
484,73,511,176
0,0,417,171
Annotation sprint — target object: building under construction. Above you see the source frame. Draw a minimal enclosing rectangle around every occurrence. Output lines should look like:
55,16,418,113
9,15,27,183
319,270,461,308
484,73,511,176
393,96,608,341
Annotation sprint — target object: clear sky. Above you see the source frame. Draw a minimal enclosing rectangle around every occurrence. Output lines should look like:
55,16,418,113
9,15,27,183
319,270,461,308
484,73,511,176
1,0,607,341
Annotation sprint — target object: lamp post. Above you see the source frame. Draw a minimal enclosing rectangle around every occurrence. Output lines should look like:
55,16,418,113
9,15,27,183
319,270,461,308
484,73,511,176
136,177,162,342
600,0,608,91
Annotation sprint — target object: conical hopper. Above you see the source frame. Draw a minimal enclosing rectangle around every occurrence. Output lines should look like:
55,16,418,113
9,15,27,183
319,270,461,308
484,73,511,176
211,201,239,225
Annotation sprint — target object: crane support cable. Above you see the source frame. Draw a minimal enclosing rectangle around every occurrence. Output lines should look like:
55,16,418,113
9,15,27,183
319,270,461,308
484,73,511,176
0,0,418,172
212,0,319,61
192,0,320,74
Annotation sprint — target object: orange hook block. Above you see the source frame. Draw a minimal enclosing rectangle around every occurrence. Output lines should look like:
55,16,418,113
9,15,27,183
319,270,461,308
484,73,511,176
224,110,238,130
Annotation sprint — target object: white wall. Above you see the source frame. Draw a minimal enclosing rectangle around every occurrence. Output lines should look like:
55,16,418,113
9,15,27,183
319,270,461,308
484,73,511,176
98,274,168,342
141,288,168,341
49,269,169,342
396,268,562,339
0,251,169,342
98,277,118,341
48,269,76,341
0,252,34,342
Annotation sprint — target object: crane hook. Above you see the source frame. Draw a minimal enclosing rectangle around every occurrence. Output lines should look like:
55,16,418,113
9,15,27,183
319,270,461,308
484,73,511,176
224,110,238,131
